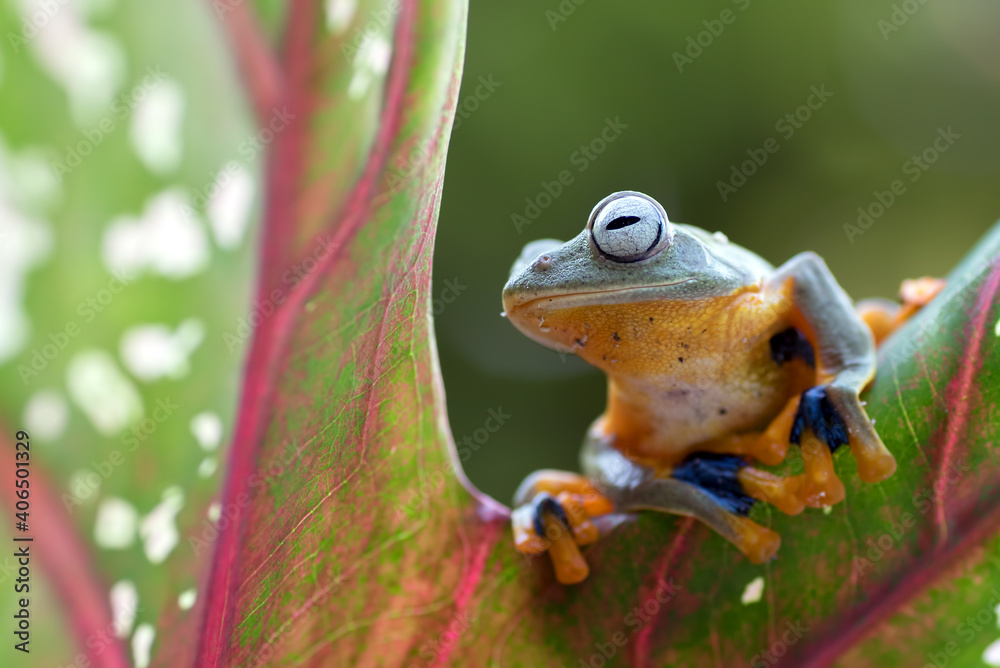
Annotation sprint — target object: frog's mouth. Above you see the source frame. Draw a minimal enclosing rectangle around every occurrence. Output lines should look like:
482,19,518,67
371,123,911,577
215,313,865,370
505,278,697,313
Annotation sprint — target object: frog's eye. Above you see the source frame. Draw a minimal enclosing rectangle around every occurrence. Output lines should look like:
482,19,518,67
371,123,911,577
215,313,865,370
588,191,673,262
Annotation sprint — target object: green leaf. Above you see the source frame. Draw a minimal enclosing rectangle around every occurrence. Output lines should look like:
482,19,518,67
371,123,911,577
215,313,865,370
193,0,474,665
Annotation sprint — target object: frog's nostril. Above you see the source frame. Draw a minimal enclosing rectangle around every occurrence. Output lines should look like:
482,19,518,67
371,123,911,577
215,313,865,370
535,254,552,271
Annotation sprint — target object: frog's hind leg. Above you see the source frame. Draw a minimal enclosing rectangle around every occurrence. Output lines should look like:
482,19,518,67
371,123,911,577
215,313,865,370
857,276,945,345
856,298,900,346
629,453,784,564
584,442,788,564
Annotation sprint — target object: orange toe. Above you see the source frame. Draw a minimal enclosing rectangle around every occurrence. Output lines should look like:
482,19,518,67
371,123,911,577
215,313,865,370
545,515,589,584
851,440,897,483
739,468,805,516
799,436,846,508
728,515,781,564
900,277,946,308
512,505,549,554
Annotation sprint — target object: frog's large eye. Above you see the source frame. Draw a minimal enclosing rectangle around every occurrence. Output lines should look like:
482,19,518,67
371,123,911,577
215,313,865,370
588,191,673,263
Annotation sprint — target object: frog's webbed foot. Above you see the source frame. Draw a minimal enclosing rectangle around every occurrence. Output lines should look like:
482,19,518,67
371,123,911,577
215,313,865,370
510,470,614,584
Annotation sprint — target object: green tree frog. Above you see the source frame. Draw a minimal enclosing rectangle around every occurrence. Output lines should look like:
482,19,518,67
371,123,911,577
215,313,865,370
501,190,941,584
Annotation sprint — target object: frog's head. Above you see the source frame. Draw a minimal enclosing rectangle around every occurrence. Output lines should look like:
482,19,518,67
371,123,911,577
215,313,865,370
501,191,766,356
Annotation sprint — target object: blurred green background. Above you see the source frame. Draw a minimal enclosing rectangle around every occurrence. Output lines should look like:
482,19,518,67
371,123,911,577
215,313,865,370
434,0,1000,503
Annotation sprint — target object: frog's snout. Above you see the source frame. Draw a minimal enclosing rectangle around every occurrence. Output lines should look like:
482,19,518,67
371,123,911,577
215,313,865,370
502,238,565,315
508,239,564,280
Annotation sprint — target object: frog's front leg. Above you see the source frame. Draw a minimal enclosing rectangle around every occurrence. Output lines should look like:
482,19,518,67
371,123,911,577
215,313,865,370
770,252,897,495
510,470,615,583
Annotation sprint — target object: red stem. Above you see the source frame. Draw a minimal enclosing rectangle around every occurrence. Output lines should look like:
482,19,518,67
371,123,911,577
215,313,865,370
210,0,282,126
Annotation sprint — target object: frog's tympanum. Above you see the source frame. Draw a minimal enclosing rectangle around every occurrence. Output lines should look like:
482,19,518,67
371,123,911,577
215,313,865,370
502,191,943,584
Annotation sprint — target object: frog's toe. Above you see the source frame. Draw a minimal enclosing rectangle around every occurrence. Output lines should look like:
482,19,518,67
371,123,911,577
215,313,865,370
512,503,550,554
798,434,847,508
858,278,945,345
900,276,945,309
512,492,594,583
529,492,569,538
737,467,805,515
825,385,897,484
726,515,782,565
511,492,574,555
790,385,849,452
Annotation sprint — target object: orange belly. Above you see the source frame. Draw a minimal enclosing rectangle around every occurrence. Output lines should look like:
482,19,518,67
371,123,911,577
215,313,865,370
521,284,815,463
